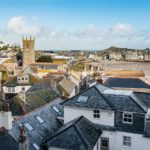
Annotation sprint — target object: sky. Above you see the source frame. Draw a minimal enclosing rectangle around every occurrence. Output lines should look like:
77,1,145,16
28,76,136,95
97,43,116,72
0,0,150,50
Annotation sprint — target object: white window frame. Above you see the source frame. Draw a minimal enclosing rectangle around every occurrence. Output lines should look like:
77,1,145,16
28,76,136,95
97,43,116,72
123,136,131,146
35,116,44,124
93,109,100,118
24,123,33,131
32,143,40,150
123,112,133,124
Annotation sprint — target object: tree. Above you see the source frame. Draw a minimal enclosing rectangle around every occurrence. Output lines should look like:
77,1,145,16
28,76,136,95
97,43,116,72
36,56,53,62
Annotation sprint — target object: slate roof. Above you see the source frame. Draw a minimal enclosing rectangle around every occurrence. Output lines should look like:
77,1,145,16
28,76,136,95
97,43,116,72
102,94,145,113
3,74,40,87
63,85,113,110
46,116,102,150
3,88,59,116
9,98,64,150
63,84,147,113
134,92,150,107
31,64,58,70
0,128,18,150
104,77,150,89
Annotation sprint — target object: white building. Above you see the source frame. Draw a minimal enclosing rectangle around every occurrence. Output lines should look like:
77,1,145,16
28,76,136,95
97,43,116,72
63,84,150,150
2,74,37,94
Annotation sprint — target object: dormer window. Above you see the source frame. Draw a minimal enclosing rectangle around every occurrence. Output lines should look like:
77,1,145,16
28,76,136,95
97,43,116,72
123,112,133,124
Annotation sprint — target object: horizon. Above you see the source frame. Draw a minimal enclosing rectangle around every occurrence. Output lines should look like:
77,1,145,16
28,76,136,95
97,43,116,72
0,0,150,50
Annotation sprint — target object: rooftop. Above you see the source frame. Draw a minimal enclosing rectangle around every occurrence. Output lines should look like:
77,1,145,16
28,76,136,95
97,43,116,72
104,77,150,89
46,116,102,150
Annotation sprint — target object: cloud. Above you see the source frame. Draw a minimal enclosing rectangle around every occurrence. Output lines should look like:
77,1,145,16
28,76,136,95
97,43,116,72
1,16,150,49
109,23,133,36
7,16,39,35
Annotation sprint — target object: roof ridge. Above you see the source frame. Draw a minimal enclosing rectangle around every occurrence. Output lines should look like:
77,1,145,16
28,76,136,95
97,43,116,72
130,93,147,113
61,85,96,105
73,124,88,149
45,117,81,142
94,86,115,110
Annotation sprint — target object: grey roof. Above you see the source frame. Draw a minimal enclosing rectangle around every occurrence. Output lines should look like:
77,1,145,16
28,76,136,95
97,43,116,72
9,99,64,150
63,86,113,110
63,84,147,113
104,77,150,89
134,92,150,107
46,116,102,150
0,128,18,150
27,82,51,92
102,94,145,113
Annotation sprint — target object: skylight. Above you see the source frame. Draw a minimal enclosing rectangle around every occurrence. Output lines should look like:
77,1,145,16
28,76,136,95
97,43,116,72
77,96,88,103
24,123,33,131
32,143,40,150
35,116,44,123
52,106,59,113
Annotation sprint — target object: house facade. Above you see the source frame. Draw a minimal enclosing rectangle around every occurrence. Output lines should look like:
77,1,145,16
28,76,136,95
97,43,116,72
63,84,150,150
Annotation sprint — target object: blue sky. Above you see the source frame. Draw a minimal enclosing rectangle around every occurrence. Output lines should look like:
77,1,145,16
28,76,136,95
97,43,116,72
0,0,150,49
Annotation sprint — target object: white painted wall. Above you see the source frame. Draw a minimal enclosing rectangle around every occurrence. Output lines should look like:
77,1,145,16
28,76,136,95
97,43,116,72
0,111,13,129
94,130,150,150
64,106,114,126
64,106,150,150
3,85,31,94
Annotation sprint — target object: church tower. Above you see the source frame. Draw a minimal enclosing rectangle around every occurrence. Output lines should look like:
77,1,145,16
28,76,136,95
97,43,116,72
22,36,35,69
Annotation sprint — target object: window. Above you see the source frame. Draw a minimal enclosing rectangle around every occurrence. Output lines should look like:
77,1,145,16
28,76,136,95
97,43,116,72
123,112,133,124
12,87,15,92
22,87,25,92
52,106,59,113
32,143,40,150
24,123,33,131
77,96,88,103
101,137,109,150
8,87,15,93
123,136,131,146
8,87,11,93
93,110,100,118
35,116,44,123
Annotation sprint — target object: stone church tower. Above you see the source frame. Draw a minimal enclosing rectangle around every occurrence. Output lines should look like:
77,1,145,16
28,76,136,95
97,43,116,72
22,37,35,69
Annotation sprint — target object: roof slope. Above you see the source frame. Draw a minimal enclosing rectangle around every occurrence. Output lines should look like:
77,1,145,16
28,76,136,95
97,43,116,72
59,78,76,95
134,92,150,107
0,128,18,150
9,99,63,150
63,84,147,113
104,77,150,89
63,86,113,110
46,116,102,150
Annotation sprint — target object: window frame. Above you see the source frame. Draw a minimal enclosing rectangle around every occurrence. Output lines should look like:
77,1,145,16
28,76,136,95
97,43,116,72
93,109,100,119
123,136,131,147
24,123,34,131
123,112,133,124
35,116,44,124
101,137,109,150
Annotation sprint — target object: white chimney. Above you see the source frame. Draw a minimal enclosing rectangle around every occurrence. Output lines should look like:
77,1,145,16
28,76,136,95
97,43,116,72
0,111,13,130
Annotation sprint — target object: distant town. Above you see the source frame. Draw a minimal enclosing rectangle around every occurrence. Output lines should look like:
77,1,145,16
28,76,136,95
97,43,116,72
0,36,149,150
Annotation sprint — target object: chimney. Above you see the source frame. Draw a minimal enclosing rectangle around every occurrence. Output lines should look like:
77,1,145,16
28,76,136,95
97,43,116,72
0,102,13,130
18,124,29,150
